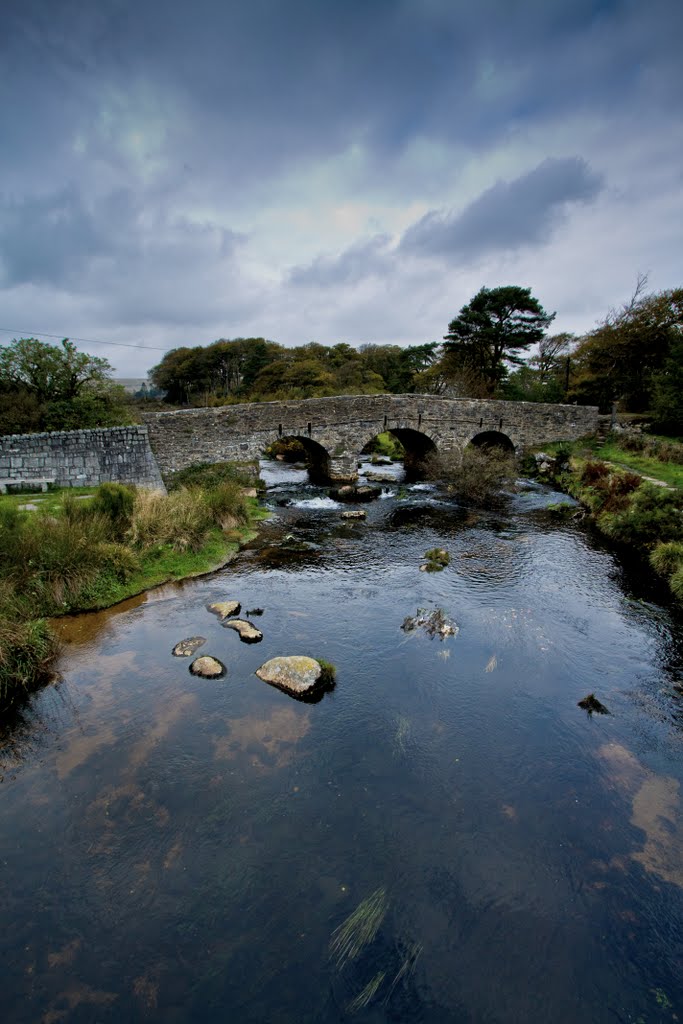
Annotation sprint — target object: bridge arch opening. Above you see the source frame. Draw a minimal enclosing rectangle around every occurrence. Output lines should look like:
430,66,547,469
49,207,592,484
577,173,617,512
468,430,515,453
262,435,331,484
360,427,437,479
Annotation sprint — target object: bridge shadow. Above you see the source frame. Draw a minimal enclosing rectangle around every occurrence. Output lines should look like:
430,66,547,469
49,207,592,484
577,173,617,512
264,435,331,484
468,430,515,453
361,427,437,480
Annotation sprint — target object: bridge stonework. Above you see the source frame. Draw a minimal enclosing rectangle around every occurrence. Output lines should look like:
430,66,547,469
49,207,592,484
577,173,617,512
142,395,598,482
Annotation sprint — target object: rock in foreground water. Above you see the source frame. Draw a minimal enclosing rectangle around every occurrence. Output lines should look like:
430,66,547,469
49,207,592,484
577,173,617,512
172,636,207,657
207,600,241,620
223,619,263,643
256,656,331,698
189,656,226,678
341,510,366,519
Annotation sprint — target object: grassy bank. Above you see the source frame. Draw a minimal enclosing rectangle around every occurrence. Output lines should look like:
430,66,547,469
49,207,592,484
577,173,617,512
0,463,267,708
581,433,683,489
534,439,683,601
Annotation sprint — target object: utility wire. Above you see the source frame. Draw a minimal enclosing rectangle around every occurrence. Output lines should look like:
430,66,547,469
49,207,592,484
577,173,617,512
0,327,168,352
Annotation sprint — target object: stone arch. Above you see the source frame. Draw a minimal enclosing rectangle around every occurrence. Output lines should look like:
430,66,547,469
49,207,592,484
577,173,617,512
359,427,437,477
263,434,331,483
468,430,515,453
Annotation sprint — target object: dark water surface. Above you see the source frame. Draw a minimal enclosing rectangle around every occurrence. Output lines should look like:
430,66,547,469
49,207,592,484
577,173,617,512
1,465,683,1023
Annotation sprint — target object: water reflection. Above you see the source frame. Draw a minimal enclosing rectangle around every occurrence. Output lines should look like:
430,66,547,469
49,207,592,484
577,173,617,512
1,463,683,1023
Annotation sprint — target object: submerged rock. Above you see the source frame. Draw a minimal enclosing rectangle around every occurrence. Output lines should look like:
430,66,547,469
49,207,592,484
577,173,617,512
401,608,458,640
578,693,610,715
341,510,367,519
330,484,381,503
189,656,226,678
207,600,241,620
255,656,334,700
223,619,263,643
172,636,207,657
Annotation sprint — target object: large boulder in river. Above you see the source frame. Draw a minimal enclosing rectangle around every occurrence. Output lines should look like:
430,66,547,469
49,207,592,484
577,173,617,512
207,600,241,620
223,619,263,643
255,656,334,701
189,656,226,678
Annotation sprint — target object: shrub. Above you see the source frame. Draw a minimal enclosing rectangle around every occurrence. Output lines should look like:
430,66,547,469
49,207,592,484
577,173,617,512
168,460,258,492
0,614,58,708
426,446,516,503
597,483,683,547
96,541,141,582
670,566,683,601
580,460,610,485
650,541,683,577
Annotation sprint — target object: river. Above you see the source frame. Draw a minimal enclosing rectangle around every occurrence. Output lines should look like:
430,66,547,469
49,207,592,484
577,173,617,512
1,462,682,1023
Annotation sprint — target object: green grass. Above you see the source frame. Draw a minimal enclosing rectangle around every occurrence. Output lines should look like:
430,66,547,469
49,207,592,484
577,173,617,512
593,440,683,489
0,486,97,514
0,481,269,709
541,436,683,489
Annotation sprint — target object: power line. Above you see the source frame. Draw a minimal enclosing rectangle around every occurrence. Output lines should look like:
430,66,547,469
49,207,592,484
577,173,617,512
0,327,168,352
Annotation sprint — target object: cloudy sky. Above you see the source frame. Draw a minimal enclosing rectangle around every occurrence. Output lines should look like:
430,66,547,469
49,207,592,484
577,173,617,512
1,0,681,377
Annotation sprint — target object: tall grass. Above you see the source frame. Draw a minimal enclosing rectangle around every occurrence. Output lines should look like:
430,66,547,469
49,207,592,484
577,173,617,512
0,468,255,708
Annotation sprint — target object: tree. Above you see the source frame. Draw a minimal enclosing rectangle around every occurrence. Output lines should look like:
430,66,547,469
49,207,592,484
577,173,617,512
568,280,683,412
0,337,127,434
443,286,555,396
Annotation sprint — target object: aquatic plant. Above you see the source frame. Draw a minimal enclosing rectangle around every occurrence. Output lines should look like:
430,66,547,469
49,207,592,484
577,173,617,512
316,659,337,687
329,888,388,968
423,547,450,571
384,942,423,1005
347,971,386,1013
578,693,609,715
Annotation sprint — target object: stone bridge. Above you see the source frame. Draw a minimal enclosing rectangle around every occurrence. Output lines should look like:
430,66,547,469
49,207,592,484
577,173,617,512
143,394,597,483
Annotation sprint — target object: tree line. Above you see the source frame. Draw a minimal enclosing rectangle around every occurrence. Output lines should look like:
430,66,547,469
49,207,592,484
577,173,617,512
1,278,681,436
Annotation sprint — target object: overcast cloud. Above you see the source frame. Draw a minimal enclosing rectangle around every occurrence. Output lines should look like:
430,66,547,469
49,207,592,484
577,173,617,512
0,0,681,375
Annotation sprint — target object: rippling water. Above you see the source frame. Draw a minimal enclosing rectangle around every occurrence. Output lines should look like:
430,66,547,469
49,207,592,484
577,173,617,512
1,464,682,1023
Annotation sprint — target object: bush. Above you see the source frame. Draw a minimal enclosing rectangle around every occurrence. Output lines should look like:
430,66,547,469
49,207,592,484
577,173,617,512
426,446,516,503
650,540,683,577
0,613,58,708
580,460,610,485
597,483,683,547
168,460,258,491
670,566,683,601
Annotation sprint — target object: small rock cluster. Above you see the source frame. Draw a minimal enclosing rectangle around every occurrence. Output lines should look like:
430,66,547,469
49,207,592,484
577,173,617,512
171,596,334,699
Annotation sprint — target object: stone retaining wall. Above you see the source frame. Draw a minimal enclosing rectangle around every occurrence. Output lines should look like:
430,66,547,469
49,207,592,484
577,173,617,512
0,426,165,491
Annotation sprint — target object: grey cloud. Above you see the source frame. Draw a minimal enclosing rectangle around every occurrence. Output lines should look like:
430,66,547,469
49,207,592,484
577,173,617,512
288,234,392,288
400,158,603,259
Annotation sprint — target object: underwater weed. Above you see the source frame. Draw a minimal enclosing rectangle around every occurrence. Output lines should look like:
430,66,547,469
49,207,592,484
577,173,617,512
384,942,423,1005
347,971,386,1013
329,888,388,969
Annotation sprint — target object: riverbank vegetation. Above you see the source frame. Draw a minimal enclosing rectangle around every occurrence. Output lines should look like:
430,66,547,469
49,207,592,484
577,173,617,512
0,466,266,708
534,438,683,601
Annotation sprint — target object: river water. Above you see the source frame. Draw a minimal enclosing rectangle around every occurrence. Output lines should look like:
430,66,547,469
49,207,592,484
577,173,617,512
1,463,682,1023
